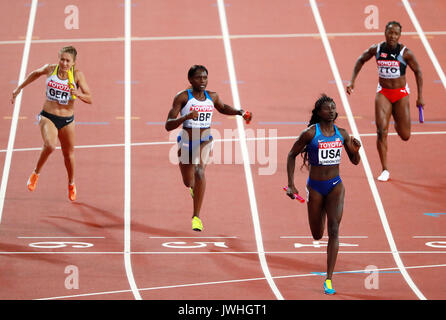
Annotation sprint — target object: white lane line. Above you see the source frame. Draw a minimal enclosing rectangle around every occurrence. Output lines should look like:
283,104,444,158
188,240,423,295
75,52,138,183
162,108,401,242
309,0,426,300
2,130,445,154
2,31,446,45
17,236,105,239
123,0,141,300
36,263,446,300
149,236,238,239
413,236,446,238
2,250,446,255
402,0,446,89
0,0,38,223
280,236,369,239
216,0,283,300
1,130,445,154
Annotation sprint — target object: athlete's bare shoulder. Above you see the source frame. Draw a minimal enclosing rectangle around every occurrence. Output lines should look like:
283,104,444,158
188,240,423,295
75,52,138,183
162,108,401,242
301,124,316,141
336,126,350,141
47,64,57,73
172,89,189,107
206,90,218,101
175,89,189,99
37,64,56,77
367,43,379,55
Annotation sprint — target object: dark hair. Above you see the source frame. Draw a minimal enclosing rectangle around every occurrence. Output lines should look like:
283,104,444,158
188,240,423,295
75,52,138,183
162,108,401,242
188,65,208,79
385,21,402,31
301,94,338,169
59,46,77,61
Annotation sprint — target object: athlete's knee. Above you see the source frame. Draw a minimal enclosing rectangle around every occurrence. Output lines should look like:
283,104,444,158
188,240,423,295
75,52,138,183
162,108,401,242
43,142,57,153
181,172,193,188
327,222,340,239
398,131,410,141
194,165,205,180
182,179,193,188
62,147,74,158
312,233,323,241
311,228,324,240
376,127,388,140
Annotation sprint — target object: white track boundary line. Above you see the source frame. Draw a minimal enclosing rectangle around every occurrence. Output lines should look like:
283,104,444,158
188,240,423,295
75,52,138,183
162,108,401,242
217,0,283,300
1,130,445,153
309,0,426,300
2,31,446,45
2,250,446,255
123,0,141,300
0,0,38,223
36,263,446,300
402,0,446,89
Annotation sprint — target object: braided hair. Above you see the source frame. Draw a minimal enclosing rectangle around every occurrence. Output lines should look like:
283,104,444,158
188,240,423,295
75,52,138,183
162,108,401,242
301,94,338,169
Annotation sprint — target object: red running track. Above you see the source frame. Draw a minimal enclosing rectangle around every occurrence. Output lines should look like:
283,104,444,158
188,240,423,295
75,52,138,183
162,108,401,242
0,0,445,302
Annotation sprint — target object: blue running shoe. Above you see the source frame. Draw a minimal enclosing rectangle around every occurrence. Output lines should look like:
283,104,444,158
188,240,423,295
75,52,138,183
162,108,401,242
324,279,336,295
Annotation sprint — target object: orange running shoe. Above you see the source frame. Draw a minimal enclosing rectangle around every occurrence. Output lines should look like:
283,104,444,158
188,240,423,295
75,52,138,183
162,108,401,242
68,183,76,201
27,172,39,191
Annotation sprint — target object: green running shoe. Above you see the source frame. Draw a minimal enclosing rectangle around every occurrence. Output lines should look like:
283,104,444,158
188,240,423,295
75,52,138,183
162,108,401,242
192,216,203,232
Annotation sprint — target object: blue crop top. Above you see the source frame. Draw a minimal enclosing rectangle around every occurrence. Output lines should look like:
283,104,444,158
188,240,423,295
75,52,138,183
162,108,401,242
307,123,344,166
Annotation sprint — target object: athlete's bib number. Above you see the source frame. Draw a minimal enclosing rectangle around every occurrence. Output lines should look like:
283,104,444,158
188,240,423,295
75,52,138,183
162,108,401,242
47,80,70,105
318,141,342,165
195,112,212,122
377,60,401,79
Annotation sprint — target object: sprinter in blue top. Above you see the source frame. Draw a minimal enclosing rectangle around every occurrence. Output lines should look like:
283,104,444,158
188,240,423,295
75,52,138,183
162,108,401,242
286,94,361,295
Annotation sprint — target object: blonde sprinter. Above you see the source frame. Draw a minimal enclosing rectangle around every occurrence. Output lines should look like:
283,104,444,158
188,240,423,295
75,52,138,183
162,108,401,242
11,46,92,201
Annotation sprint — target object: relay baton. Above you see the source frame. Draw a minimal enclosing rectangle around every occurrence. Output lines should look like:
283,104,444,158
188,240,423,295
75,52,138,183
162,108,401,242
68,67,77,100
243,111,251,124
417,105,424,123
283,187,305,203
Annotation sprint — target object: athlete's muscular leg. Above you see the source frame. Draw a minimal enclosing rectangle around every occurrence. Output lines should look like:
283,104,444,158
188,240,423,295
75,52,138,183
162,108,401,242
35,116,58,174
190,140,212,219
58,122,76,184
324,183,345,280
307,187,326,241
392,95,411,141
179,158,195,189
375,93,393,171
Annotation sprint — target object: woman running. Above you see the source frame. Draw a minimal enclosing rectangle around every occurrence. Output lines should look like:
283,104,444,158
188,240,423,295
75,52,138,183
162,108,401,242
11,46,92,201
346,21,424,181
165,65,252,231
286,94,361,295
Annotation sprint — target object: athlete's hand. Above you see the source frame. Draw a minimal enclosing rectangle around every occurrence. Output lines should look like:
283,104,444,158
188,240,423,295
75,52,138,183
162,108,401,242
346,81,354,95
350,137,361,152
11,87,21,104
186,110,199,121
286,185,299,200
70,87,80,98
416,97,425,109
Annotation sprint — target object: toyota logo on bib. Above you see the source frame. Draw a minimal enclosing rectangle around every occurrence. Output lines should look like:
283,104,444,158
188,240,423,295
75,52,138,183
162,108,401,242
318,140,342,165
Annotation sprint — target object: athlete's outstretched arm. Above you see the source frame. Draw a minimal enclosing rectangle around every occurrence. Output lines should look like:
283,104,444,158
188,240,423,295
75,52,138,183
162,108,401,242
346,44,378,95
211,92,242,115
11,64,52,104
